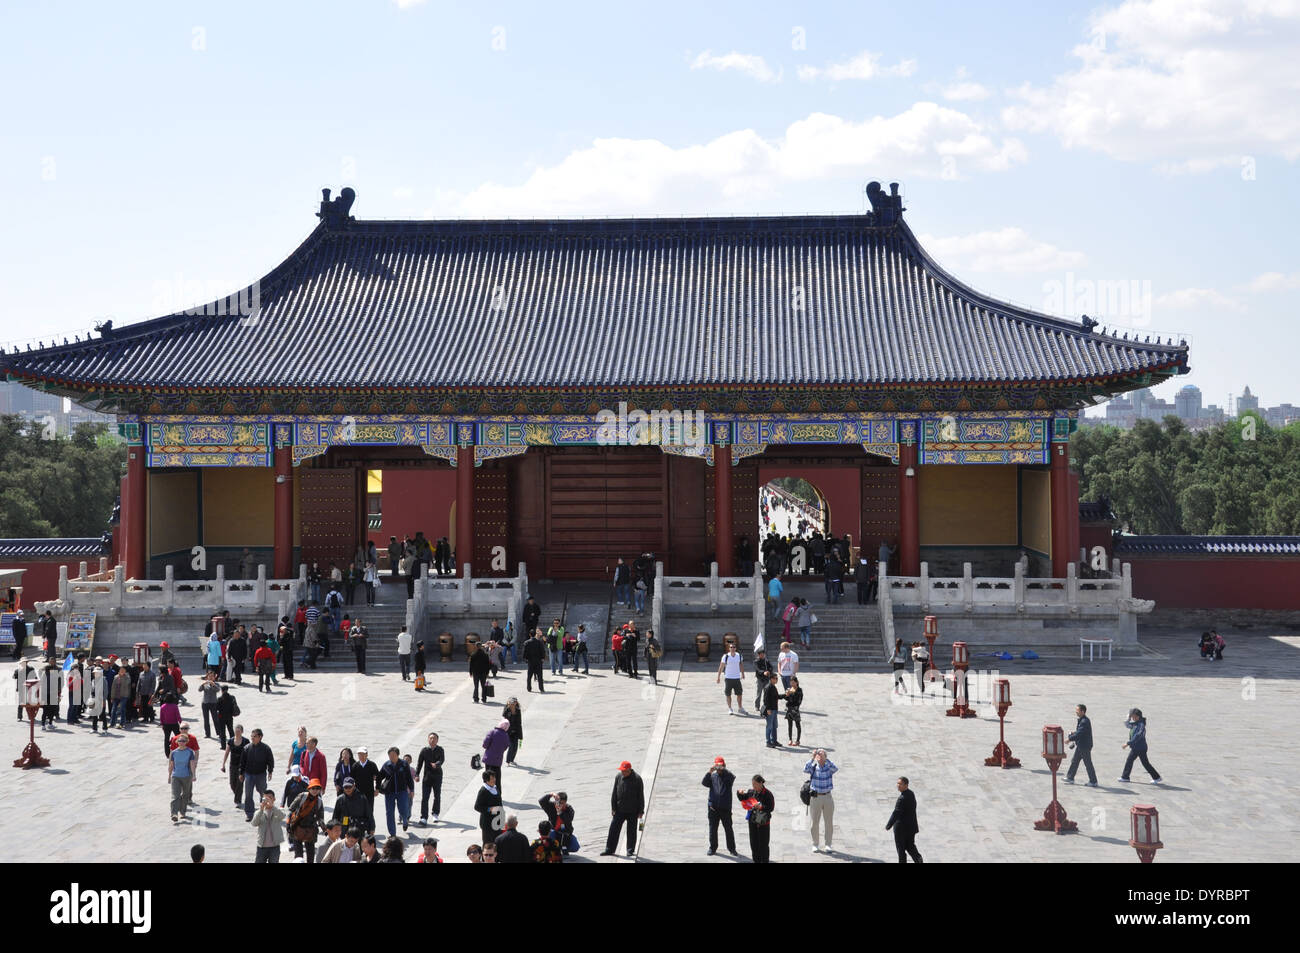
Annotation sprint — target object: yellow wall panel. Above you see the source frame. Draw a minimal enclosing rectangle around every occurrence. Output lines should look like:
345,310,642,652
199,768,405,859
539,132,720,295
149,471,198,556
918,465,1017,546
202,468,274,546
1020,468,1052,556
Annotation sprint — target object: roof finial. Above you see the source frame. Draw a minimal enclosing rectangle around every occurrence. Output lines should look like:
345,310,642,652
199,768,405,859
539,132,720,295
865,181,904,225
1081,313,1098,332
318,186,356,229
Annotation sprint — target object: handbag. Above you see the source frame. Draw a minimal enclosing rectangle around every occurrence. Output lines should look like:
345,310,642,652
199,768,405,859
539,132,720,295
470,753,482,771
809,613,818,625
799,779,812,806
483,682,495,698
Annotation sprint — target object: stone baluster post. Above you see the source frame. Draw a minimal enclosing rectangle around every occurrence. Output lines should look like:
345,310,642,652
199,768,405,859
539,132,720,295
58,565,69,604
78,561,88,580
1014,559,1025,612
214,564,225,610
709,561,720,611
920,561,930,612
1066,562,1078,612
963,562,974,613
460,563,472,613
164,564,175,613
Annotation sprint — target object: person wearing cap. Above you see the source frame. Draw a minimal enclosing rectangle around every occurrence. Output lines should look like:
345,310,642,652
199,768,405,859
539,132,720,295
167,729,198,822
600,761,645,857
379,746,414,836
332,775,374,835
282,765,308,808
351,746,380,800
286,778,327,862
493,814,532,863
702,757,738,856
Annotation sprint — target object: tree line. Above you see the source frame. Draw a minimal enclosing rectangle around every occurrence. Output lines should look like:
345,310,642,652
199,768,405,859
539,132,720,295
1073,413,1300,536
0,415,124,538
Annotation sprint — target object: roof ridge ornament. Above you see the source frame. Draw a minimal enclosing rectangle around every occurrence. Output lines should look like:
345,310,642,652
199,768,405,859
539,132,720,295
318,186,356,229
1080,314,1098,333
865,180,905,225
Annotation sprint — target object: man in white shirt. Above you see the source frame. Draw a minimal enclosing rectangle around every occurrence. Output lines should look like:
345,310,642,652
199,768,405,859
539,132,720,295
396,626,413,682
715,644,746,715
777,642,800,690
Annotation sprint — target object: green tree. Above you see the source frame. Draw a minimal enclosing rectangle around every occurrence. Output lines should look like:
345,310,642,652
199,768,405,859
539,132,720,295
0,414,124,537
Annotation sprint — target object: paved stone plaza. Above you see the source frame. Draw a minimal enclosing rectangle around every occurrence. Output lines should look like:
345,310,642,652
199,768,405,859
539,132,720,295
8,628,1299,862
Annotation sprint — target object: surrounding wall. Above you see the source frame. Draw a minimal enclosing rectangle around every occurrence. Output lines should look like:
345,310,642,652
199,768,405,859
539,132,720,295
1125,555,1300,610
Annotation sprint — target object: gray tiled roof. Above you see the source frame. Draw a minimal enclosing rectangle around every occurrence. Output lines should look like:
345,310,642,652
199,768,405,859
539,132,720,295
0,538,108,560
1115,535,1300,555
1,212,1188,392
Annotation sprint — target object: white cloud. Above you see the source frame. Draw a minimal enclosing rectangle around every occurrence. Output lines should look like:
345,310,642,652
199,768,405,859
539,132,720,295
1153,287,1245,311
942,81,990,101
1002,0,1300,170
1246,271,1300,292
690,50,781,83
918,228,1087,273
392,187,414,200
797,51,916,82
392,0,427,8
432,104,1026,217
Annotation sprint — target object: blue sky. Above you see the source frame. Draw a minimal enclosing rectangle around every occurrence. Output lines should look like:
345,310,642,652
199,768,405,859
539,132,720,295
1,0,1296,415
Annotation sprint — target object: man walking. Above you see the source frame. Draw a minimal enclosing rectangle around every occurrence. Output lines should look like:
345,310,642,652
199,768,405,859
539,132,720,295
885,776,922,863
804,748,837,853
298,735,329,790
522,597,542,639
600,761,645,857
469,640,492,703
766,574,783,620
379,746,414,836
716,641,746,715
1064,703,1098,786
702,757,738,856
168,729,197,822
239,728,275,821
753,648,774,712
396,625,412,681
351,621,367,674
416,732,444,824
613,557,631,607
522,629,546,693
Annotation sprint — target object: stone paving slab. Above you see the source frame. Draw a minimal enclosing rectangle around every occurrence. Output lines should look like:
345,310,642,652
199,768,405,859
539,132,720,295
7,628,1299,862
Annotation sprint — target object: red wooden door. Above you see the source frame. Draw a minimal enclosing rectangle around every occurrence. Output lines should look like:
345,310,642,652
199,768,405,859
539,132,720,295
299,467,358,570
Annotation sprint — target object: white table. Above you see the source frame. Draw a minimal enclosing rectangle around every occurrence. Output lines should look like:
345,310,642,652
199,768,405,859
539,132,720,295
1079,637,1113,661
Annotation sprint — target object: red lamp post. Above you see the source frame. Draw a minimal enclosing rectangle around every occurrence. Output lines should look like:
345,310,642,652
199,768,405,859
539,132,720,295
945,641,978,718
13,677,50,770
984,678,1020,768
1129,805,1163,863
1033,725,1076,834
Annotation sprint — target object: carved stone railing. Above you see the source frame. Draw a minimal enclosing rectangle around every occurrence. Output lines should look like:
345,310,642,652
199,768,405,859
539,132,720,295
41,562,305,618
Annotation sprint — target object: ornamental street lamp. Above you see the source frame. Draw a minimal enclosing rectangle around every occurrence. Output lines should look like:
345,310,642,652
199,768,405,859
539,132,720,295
1032,725,1076,834
945,641,978,718
1129,805,1163,863
922,615,941,691
13,677,50,770
984,678,1020,768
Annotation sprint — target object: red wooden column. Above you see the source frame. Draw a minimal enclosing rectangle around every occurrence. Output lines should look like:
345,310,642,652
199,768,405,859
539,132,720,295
1050,440,1071,579
715,444,734,576
273,444,293,578
124,444,147,580
456,441,474,575
898,441,920,577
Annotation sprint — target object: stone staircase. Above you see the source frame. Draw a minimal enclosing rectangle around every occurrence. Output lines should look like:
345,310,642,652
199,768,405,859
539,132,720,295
770,586,887,670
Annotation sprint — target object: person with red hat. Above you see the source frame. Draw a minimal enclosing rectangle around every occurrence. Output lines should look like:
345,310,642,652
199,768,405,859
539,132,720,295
702,757,738,856
600,760,644,858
